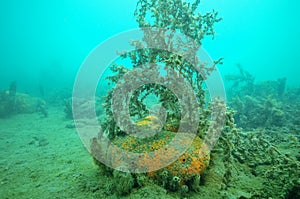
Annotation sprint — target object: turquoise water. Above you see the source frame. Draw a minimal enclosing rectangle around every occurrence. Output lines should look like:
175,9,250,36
0,1,299,198
0,0,299,94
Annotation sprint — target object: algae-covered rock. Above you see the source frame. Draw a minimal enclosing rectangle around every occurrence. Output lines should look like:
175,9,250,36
91,129,210,192
0,90,47,117
89,0,226,196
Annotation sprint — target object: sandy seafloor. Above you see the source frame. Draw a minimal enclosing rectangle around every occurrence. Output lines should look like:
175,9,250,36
0,107,93,198
0,105,299,199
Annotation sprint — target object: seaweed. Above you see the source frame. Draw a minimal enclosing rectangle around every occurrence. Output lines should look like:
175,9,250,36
101,0,222,140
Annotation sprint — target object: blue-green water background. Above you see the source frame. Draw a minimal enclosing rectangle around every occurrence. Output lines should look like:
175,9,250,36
1,0,299,96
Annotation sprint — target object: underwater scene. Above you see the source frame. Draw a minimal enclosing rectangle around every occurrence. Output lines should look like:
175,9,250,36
0,0,300,198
